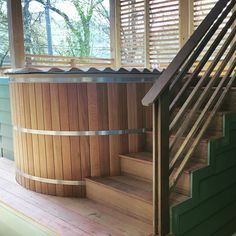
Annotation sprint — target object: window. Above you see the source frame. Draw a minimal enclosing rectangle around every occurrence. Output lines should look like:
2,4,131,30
119,0,180,68
21,0,111,58
0,0,10,67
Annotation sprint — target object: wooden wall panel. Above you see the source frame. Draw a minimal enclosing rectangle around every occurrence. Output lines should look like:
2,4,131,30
77,84,90,197
50,84,64,196
87,84,101,177
16,84,25,187
12,84,22,185
67,84,82,197
10,81,152,197
108,84,128,175
42,84,56,195
127,83,145,153
97,84,110,177
35,84,48,194
58,84,73,197
28,84,41,193
23,84,35,191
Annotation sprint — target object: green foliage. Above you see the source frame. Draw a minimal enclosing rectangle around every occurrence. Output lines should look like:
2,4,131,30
46,0,110,58
24,0,110,58
0,0,9,67
22,0,48,55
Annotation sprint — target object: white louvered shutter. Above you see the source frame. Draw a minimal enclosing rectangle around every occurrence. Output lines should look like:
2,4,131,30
120,0,145,67
194,0,232,61
149,0,180,68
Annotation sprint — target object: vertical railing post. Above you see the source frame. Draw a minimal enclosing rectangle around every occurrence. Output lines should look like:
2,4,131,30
153,88,170,236
110,0,121,67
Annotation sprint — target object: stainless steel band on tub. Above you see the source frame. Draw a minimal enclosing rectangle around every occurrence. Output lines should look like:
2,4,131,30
16,169,86,186
13,126,146,136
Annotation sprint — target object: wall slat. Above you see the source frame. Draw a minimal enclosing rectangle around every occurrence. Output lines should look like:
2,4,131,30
35,84,48,194
42,83,56,195
58,84,73,197
50,84,64,196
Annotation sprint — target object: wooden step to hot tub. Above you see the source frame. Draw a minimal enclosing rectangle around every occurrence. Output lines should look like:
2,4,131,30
85,175,188,223
119,152,152,181
119,152,205,195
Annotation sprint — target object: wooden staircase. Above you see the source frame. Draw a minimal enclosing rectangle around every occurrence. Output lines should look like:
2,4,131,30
86,156,188,224
85,1,236,235
85,101,230,224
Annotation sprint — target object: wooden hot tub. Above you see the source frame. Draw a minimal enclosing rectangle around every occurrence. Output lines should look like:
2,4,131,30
8,68,158,197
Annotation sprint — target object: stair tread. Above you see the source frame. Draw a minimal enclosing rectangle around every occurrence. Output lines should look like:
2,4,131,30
170,191,189,205
146,131,222,145
172,159,206,175
173,109,225,116
186,160,206,172
120,152,152,163
87,175,152,202
86,176,189,205
121,151,206,173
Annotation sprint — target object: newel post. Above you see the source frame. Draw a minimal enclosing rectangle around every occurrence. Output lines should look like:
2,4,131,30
7,0,25,68
153,88,170,236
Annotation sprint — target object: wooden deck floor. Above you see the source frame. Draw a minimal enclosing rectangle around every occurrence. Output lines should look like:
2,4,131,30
0,158,152,236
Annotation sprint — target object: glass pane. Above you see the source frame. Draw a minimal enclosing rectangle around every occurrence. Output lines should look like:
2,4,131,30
0,0,10,67
21,0,111,58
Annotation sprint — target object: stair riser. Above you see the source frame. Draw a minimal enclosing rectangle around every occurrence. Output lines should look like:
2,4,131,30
121,158,152,181
120,157,191,195
170,111,223,134
174,171,191,196
146,133,208,160
184,89,236,112
221,90,236,111
86,179,153,223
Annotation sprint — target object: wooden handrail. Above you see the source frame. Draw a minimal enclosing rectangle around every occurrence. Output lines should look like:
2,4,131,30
142,0,230,106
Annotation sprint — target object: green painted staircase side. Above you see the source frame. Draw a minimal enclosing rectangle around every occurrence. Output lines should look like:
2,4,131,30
172,113,236,236
0,78,14,160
